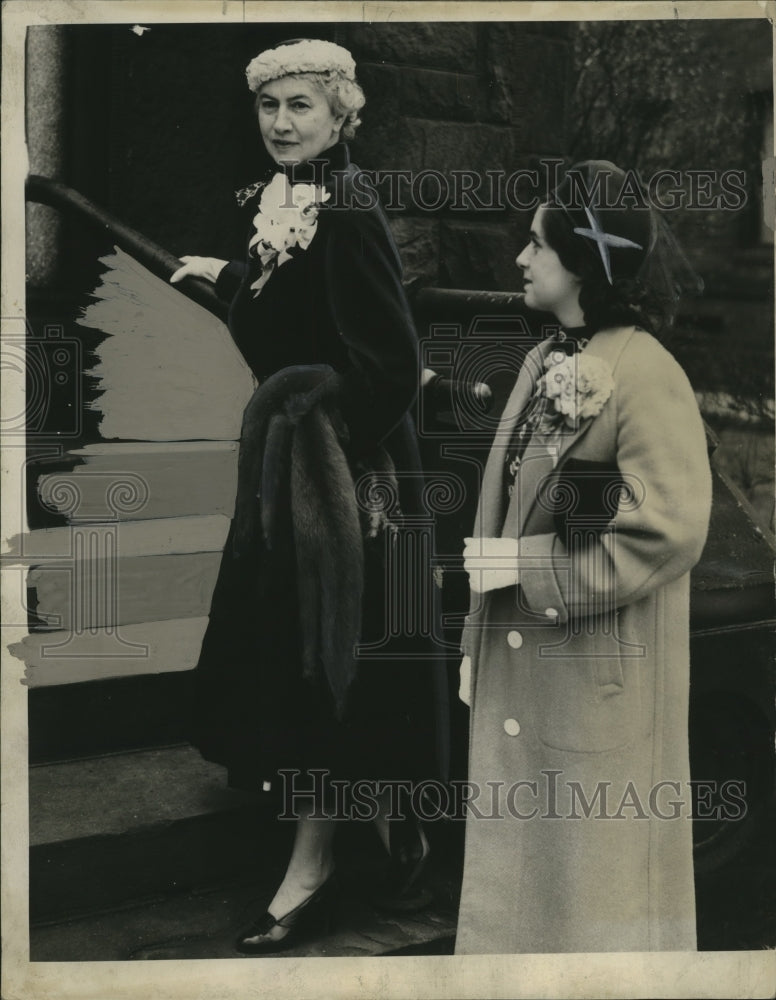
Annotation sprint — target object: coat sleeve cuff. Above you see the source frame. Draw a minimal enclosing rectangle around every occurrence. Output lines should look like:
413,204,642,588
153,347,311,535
516,533,568,624
214,260,248,301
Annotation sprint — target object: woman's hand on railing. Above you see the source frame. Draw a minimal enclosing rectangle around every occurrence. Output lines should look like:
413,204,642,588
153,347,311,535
170,256,228,285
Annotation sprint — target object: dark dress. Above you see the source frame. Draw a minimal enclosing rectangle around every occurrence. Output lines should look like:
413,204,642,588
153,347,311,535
190,142,447,793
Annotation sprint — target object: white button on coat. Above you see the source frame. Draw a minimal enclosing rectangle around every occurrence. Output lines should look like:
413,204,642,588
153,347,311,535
545,607,559,618
504,718,521,736
507,630,523,649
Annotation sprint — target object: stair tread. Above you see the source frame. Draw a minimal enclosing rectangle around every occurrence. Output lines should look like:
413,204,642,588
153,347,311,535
9,513,230,561
30,744,246,846
60,441,239,455
27,550,221,631
15,618,207,687
28,670,194,763
30,870,458,961
30,442,239,526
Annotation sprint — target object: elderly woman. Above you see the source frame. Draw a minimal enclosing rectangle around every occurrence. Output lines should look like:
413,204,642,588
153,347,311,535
172,39,445,953
455,161,712,954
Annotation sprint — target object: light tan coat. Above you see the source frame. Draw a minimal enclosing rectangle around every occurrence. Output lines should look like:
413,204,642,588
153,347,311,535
456,326,712,954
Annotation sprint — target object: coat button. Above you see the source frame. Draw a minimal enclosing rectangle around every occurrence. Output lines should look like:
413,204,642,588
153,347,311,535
506,630,523,649
504,718,521,736
544,607,559,619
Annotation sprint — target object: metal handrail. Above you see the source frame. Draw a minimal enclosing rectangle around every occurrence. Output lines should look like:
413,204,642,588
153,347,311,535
415,286,529,317
25,174,228,322
26,175,541,331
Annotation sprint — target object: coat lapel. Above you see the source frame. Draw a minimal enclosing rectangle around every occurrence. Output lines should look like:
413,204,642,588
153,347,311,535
473,338,556,539
501,327,635,539
476,326,637,541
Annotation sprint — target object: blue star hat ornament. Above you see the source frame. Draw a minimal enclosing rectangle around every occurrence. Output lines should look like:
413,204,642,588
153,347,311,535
572,203,644,285
551,160,655,285
546,160,703,332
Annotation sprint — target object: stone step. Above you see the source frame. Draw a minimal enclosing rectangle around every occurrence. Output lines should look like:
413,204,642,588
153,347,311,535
28,671,194,764
29,744,277,923
30,865,459,961
78,246,255,443
28,551,221,631
27,441,240,528
12,514,228,634
14,617,208,689
7,513,229,563
29,741,461,955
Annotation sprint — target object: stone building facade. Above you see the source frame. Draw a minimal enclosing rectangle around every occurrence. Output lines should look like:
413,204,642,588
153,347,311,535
344,21,570,290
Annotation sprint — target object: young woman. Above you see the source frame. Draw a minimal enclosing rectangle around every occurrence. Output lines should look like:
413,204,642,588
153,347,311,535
455,161,712,954
171,38,445,953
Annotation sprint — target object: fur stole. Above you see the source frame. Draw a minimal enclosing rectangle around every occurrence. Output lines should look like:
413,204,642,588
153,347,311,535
233,364,397,718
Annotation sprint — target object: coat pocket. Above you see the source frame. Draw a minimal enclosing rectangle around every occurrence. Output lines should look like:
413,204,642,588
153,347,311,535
528,629,640,753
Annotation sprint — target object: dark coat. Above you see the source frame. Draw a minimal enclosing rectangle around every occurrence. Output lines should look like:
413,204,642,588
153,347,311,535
456,327,712,953
190,143,447,791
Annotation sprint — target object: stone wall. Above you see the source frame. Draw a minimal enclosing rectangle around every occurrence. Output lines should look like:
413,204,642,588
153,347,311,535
345,22,570,290
25,25,69,287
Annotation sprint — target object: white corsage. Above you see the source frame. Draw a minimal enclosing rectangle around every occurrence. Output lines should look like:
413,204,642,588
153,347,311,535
247,173,331,296
538,350,614,430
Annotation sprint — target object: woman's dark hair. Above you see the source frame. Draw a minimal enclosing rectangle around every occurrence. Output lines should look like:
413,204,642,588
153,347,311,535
537,159,699,338
540,203,664,335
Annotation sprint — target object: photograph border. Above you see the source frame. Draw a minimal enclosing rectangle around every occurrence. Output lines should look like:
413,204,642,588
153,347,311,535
2,2,775,997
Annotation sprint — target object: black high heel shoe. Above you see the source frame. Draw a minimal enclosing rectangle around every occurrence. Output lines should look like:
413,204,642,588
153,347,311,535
235,875,336,955
390,816,430,893
373,818,432,913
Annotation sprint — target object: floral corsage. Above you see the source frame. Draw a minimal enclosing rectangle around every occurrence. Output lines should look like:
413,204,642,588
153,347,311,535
246,173,331,297
537,349,614,431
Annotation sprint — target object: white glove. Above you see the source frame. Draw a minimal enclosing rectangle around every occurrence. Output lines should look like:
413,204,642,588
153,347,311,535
458,655,472,706
463,536,520,593
170,256,229,285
